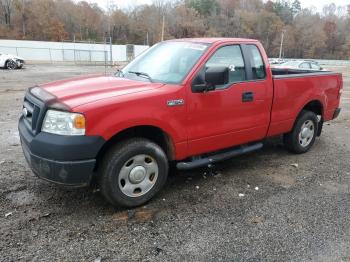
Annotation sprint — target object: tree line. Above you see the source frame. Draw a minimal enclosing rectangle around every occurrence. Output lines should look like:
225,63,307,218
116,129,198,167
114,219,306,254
1,0,349,59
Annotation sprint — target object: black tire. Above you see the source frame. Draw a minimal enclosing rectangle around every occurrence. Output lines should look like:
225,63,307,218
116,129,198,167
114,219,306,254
284,110,319,154
99,138,168,207
6,60,17,70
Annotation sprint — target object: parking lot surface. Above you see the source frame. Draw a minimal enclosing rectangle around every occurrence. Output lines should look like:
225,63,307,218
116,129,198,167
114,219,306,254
0,65,349,261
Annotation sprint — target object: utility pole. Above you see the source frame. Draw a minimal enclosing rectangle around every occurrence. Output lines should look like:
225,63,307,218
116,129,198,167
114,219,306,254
110,36,113,65
73,34,76,64
279,29,286,59
106,0,115,65
161,15,165,42
104,34,107,74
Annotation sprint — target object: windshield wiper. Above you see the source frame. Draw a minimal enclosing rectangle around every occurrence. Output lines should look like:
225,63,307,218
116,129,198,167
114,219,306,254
128,71,153,82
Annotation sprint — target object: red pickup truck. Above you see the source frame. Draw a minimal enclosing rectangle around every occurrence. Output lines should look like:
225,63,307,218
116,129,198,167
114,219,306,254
19,38,342,207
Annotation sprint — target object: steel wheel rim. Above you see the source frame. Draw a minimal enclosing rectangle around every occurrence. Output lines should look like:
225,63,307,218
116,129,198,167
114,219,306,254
298,120,315,147
118,154,159,197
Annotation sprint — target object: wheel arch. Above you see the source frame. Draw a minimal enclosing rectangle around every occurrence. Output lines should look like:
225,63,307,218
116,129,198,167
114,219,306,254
300,99,324,117
95,125,176,171
293,99,324,125
291,99,323,136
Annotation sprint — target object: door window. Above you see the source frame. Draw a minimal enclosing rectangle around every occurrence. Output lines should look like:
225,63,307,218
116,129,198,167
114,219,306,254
300,62,311,69
205,45,246,87
310,63,320,70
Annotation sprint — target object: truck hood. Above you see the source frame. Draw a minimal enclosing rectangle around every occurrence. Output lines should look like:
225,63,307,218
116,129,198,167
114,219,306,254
38,74,164,109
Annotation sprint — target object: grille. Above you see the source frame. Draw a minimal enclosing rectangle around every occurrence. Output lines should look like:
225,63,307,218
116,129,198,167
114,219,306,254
22,91,45,134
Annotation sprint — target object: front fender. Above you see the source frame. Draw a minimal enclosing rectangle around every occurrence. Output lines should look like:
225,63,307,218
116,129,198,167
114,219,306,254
96,117,183,144
78,90,188,144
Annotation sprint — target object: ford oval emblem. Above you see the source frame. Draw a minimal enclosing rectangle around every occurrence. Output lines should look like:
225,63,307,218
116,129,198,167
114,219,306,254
22,107,28,117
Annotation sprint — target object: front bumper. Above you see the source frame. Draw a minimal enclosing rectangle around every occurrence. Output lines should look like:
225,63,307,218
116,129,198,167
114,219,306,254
19,117,105,187
16,60,24,68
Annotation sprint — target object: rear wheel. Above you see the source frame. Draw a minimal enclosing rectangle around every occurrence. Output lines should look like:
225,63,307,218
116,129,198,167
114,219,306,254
284,110,318,154
6,60,17,70
99,138,168,207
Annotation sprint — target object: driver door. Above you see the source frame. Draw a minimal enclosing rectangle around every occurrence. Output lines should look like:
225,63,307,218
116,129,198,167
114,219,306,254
186,44,271,156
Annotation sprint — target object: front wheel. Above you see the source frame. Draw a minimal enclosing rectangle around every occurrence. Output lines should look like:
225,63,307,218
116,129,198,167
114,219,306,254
284,110,318,154
99,138,169,207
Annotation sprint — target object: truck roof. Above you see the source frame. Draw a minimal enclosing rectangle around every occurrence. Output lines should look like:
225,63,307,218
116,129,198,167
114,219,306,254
168,37,259,44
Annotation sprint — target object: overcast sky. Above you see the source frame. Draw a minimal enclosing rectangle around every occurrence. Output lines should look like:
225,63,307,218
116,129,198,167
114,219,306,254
78,0,349,11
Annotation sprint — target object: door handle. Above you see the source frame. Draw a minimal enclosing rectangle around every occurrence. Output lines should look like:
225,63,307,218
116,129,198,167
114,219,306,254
242,91,254,102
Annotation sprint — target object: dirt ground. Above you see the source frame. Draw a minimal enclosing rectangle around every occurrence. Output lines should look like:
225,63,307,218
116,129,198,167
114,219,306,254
0,64,349,261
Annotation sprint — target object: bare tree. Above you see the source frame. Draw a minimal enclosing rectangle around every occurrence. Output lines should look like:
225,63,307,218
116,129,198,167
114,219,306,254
0,0,349,59
0,0,13,27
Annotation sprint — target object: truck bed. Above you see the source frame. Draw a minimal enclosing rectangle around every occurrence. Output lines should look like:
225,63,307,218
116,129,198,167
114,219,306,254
268,69,342,137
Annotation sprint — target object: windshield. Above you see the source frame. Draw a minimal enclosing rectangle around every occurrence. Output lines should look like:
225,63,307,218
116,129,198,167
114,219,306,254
119,41,210,84
281,61,300,67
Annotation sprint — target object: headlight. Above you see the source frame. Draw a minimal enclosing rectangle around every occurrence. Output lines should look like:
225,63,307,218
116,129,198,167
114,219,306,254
42,110,86,136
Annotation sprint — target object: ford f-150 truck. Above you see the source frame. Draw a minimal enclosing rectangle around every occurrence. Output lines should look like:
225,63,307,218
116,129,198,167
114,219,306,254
19,38,342,207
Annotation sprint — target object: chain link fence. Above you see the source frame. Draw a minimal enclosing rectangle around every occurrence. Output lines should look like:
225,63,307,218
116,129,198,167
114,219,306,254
0,45,109,65
0,40,149,65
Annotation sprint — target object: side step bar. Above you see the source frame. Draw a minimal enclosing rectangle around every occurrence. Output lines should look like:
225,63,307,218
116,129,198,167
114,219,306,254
176,142,263,170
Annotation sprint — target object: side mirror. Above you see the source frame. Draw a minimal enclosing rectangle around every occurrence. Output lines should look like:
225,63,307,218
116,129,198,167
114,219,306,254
192,66,229,93
205,66,229,87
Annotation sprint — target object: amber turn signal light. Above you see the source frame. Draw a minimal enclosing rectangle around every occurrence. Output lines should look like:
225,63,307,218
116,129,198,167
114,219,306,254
73,115,86,129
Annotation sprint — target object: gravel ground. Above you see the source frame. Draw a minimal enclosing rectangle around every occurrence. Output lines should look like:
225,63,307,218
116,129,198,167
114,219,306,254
0,64,349,261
